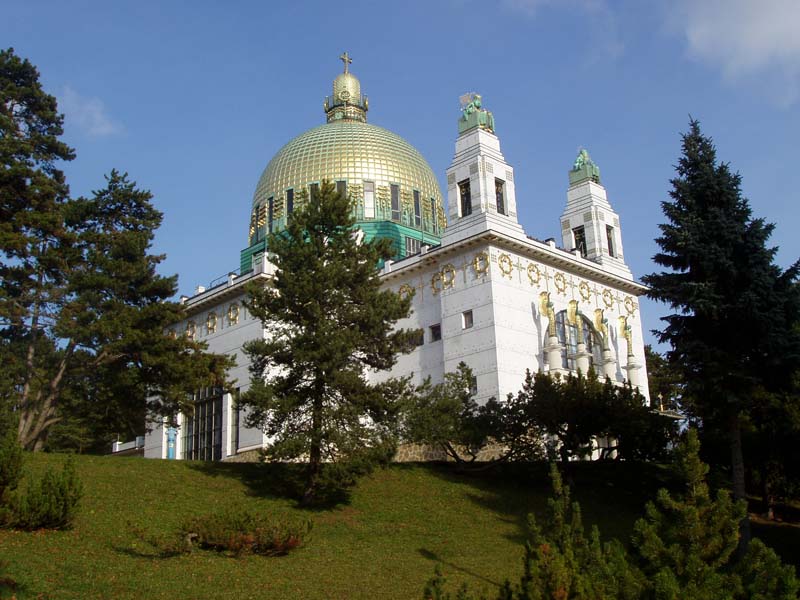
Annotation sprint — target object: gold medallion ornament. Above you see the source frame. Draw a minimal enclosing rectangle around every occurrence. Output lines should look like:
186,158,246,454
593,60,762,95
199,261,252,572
431,272,442,295
441,264,456,289
602,289,615,309
206,312,217,334
498,253,514,278
228,303,240,325
624,296,636,315
578,281,591,301
553,272,567,294
398,284,414,299
186,321,196,340
472,251,489,276
527,263,541,286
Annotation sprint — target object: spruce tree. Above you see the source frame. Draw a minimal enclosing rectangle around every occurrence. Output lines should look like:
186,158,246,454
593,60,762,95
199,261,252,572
241,180,416,504
642,120,800,546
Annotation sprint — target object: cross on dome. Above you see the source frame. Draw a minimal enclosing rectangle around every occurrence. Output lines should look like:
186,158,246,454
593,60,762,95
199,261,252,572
339,51,352,74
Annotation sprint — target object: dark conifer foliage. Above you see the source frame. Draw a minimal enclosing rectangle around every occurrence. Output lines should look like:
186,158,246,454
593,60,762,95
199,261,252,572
241,180,416,504
643,120,800,546
0,49,233,450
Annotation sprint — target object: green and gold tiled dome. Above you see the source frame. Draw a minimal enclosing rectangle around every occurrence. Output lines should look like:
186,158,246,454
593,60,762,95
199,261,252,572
242,53,445,271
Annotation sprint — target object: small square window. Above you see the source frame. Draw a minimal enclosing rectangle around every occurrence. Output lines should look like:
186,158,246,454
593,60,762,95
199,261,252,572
430,324,442,342
462,310,474,329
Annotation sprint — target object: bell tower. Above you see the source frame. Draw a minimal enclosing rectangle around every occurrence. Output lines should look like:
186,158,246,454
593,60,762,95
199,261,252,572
560,149,631,278
442,93,526,244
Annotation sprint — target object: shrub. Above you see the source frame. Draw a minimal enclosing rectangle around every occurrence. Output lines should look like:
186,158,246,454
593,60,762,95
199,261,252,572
12,456,82,530
0,422,23,527
180,509,312,556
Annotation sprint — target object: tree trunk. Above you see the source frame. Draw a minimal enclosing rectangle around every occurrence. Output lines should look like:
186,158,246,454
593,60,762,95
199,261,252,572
762,475,774,521
729,412,751,556
302,391,324,506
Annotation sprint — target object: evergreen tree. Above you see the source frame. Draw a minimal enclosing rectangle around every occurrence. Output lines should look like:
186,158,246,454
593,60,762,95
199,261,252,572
240,180,416,504
642,120,800,546
0,49,233,449
632,429,745,599
0,47,75,448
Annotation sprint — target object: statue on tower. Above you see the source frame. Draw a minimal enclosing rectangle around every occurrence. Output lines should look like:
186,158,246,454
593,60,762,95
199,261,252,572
569,148,601,185
458,93,495,134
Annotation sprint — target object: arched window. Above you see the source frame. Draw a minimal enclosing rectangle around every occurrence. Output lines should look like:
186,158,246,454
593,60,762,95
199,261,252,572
554,310,603,370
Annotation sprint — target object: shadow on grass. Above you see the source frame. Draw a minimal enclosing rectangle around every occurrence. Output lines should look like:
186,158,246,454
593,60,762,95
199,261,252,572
414,460,677,547
185,460,351,510
417,547,504,588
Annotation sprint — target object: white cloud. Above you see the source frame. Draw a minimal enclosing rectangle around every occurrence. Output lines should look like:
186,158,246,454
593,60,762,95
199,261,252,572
673,0,800,105
60,86,123,137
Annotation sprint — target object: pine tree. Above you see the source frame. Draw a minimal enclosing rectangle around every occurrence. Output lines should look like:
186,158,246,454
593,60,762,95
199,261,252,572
1,48,233,449
240,180,416,504
0,47,75,448
633,429,745,599
642,120,800,546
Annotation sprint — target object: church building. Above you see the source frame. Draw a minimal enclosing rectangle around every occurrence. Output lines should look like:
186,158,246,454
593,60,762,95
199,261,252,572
142,55,649,461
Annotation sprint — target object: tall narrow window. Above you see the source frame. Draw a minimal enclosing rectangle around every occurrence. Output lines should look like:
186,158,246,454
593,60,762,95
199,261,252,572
495,178,505,215
430,323,442,342
364,181,375,218
413,190,421,227
606,225,615,257
230,390,240,456
267,196,274,234
459,179,472,217
336,180,347,199
430,198,437,233
572,226,587,257
256,203,266,241
310,183,320,203
182,386,223,461
286,189,294,215
391,184,401,221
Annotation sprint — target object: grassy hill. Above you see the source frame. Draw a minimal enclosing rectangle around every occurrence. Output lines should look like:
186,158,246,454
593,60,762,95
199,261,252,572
0,453,797,600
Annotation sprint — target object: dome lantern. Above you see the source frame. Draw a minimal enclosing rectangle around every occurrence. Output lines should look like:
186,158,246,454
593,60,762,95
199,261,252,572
324,52,368,123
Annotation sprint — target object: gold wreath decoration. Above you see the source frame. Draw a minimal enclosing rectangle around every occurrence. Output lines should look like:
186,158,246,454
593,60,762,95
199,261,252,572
398,284,414,299
527,263,541,286
624,296,636,315
228,303,240,325
186,321,196,340
579,281,591,301
431,272,443,295
498,253,514,278
472,252,490,276
602,289,615,308
553,272,567,294
206,312,217,334
441,264,456,289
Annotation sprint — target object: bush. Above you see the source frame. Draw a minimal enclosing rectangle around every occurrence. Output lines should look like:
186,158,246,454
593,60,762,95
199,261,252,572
0,413,23,495
0,424,23,527
180,509,311,556
12,456,82,530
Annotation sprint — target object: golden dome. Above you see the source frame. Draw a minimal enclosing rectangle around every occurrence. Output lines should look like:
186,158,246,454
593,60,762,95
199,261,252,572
247,53,445,248
252,120,444,225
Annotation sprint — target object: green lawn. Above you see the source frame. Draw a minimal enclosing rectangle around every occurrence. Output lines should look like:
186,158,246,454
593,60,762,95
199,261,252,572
0,454,796,600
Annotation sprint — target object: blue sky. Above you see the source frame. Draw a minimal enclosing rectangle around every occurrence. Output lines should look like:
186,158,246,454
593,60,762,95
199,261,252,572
4,0,800,348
